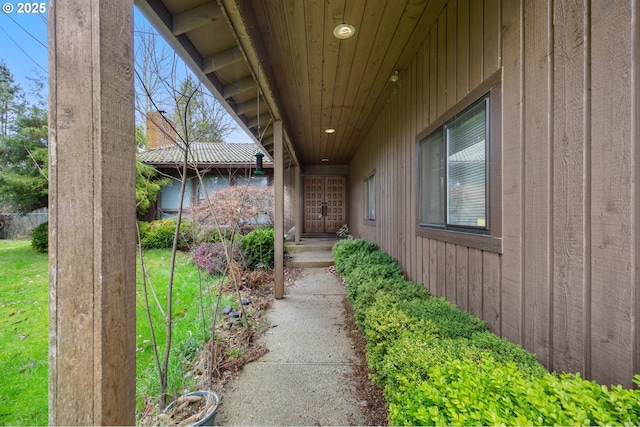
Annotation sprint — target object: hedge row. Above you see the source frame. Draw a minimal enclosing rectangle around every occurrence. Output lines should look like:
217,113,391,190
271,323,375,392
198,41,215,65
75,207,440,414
333,238,640,426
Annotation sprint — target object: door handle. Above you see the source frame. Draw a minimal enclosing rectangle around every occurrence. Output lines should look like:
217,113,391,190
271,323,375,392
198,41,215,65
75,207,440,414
320,202,329,217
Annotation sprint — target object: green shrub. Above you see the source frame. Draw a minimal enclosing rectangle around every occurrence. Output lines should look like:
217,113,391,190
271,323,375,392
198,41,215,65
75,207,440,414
398,296,487,339
389,356,640,426
351,279,428,329
334,237,640,426
469,330,548,378
137,220,150,243
197,227,237,244
240,227,275,270
139,218,194,250
345,252,404,290
30,221,48,253
363,293,434,374
332,238,377,275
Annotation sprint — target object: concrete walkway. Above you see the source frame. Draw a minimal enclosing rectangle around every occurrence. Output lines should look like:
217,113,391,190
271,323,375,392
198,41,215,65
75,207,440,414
216,267,367,426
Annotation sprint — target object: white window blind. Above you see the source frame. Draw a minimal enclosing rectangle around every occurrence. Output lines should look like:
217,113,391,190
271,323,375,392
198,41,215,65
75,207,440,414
446,98,487,228
418,95,489,231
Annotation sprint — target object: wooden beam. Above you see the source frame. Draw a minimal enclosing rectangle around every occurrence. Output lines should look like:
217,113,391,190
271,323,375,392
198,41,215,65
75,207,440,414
172,1,222,36
236,100,255,115
260,136,273,150
49,0,136,425
203,46,244,74
246,113,272,129
274,121,284,299
223,76,256,99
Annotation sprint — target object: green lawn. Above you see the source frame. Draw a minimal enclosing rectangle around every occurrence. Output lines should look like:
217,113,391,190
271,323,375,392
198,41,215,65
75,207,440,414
135,249,228,414
0,240,222,425
0,240,49,426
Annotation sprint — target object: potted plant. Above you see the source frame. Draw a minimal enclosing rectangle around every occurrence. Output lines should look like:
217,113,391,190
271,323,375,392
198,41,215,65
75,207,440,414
160,390,219,426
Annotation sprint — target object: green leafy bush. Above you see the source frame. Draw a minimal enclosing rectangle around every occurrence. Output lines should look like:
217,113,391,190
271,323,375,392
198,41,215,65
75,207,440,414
332,238,377,275
398,296,486,339
469,330,548,378
351,279,427,329
139,218,194,250
197,227,237,244
344,252,404,291
137,220,150,243
240,227,274,270
390,356,640,426
30,221,48,253
333,237,640,426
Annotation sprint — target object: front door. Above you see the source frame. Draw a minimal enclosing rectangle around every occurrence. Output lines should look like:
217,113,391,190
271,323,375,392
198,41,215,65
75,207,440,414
303,176,346,233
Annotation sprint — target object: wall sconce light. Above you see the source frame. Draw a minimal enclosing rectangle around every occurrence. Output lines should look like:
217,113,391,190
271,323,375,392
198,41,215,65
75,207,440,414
389,70,399,83
254,151,265,175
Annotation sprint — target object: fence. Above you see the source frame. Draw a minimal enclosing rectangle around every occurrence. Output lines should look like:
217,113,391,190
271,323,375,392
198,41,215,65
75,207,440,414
0,212,48,239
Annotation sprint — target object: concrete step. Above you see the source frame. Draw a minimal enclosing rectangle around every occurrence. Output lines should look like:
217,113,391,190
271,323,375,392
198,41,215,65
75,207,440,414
284,243,333,252
285,250,334,268
284,238,339,268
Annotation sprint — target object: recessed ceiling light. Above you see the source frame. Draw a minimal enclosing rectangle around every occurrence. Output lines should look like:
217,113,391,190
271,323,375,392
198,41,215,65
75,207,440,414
324,128,336,134
333,24,355,39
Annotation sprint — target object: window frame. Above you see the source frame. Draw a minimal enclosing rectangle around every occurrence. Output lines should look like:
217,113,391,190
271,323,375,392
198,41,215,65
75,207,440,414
416,71,502,254
363,172,376,222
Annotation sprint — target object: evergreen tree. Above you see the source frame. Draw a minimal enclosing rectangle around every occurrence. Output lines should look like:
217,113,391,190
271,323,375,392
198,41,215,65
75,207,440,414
0,61,24,137
134,126,169,215
0,106,48,212
135,160,170,215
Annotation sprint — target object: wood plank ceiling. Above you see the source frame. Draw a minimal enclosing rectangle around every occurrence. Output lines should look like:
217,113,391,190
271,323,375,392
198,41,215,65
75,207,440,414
136,0,436,166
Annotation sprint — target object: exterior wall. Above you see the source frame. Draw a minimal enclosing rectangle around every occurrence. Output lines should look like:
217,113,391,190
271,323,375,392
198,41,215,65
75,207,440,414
154,167,272,218
348,0,639,387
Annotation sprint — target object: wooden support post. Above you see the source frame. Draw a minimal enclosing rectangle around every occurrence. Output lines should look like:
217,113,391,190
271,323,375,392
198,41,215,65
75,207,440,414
48,1,136,425
295,165,302,244
274,121,285,298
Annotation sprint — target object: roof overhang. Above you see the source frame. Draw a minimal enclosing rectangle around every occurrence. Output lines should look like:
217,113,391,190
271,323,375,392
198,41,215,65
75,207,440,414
134,0,439,166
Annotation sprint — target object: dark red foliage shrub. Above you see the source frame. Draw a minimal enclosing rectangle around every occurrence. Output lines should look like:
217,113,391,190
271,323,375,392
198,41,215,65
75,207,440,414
190,185,273,234
193,241,237,276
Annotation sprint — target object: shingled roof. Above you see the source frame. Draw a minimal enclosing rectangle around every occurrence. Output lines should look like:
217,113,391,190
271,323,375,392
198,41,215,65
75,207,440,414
138,142,273,167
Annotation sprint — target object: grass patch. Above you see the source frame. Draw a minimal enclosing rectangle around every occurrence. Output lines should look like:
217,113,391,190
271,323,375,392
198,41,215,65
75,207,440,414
135,249,220,415
0,241,225,425
0,240,49,426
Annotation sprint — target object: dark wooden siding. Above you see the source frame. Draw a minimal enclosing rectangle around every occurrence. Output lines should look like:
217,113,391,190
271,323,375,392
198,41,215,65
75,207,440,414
348,0,639,387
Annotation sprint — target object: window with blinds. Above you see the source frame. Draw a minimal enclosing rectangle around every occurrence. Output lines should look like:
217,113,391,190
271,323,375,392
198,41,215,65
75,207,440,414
419,94,489,231
364,173,375,221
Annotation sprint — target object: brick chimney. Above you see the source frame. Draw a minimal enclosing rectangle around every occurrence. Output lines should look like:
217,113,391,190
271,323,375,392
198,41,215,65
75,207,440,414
146,111,177,149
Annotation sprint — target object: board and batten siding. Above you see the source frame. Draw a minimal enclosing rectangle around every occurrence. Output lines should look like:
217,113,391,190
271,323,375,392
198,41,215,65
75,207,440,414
348,0,639,388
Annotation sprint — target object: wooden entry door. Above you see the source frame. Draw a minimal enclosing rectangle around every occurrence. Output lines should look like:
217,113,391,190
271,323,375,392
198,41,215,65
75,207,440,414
303,176,346,233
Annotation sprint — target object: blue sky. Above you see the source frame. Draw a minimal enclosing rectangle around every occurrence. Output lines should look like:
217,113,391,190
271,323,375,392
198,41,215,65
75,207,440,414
0,3,251,143
0,3,47,90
